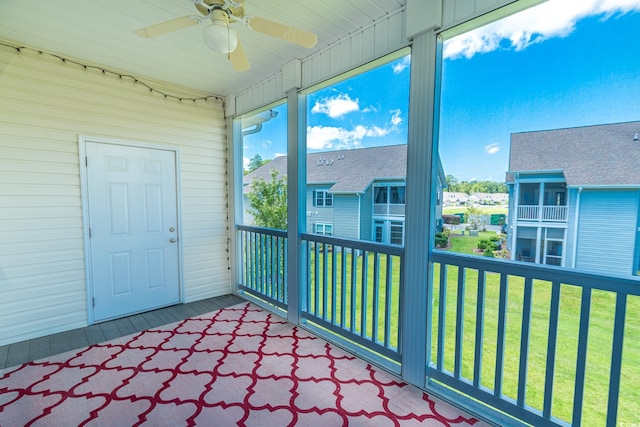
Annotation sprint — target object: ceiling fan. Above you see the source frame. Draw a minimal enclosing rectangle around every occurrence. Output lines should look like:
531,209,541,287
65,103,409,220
134,0,318,72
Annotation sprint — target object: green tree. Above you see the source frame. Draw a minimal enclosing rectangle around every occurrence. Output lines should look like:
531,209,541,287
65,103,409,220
246,169,287,230
246,154,270,174
446,174,459,191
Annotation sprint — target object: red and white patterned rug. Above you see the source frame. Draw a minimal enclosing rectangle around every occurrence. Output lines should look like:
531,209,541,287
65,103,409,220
1,303,483,426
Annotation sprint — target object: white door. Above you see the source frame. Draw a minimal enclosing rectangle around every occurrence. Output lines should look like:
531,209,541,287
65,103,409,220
85,142,180,321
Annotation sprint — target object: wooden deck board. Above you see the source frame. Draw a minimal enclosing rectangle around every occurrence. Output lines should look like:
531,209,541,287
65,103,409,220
29,336,51,362
49,332,71,356
0,295,244,370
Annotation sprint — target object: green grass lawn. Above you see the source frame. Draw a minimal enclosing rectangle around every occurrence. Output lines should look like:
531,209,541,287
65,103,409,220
302,244,639,425
443,205,509,215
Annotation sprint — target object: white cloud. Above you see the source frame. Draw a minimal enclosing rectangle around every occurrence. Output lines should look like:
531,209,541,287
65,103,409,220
485,143,500,155
243,156,250,169
311,93,360,118
393,56,411,74
444,0,640,59
307,110,403,150
307,125,382,150
390,109,402,127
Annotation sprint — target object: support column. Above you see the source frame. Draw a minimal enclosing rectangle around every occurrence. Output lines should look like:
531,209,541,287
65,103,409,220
401,29,439,387
285,87,307,325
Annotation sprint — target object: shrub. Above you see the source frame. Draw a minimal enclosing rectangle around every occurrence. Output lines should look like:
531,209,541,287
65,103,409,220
478,238,498,251
435,232,449,248
483,248,495,257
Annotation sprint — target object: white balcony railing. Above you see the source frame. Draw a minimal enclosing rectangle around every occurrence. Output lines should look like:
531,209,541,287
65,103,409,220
517,205,567,222
374,203,405,216
237,225,637,427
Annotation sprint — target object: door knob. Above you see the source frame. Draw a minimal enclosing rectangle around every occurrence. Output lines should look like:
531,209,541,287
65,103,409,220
170,238,177,243
169,227,175,232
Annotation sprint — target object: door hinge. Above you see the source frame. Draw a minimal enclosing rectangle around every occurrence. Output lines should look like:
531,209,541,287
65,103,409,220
88,228,92,238
85,156,88,167
92,298,95,307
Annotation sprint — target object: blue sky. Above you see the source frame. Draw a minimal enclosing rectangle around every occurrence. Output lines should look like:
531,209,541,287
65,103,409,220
243,0,640,181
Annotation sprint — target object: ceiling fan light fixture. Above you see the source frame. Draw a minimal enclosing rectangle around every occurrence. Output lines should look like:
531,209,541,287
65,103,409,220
203,12,238,54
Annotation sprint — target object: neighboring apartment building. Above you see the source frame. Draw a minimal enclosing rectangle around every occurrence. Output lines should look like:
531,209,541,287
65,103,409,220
243,144,446,246
506,120,640,276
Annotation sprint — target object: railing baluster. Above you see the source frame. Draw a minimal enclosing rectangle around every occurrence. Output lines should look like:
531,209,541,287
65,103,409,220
350,249,357,334
331,245,338,324
517,277,533,408
250,231,255,290
283,236,288,303
361,250,369,338
384,253,393,349
269,236,278,298
454,266,466,379
306,241,311,311
494,273,508,396
572,287,592,427
543,282,561,419
314,242,320,315
372,252,380,344
341,247,347,328
242,230,248,287
267,235,273,297
606,293,627,427
322,242,328,319
473,270,486,388
275,236,281,301
437,263,447,371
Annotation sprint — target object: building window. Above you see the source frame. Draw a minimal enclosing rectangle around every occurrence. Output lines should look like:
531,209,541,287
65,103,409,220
374,219,405,246
374,187,388,204
314,190,333,207
315,223,333,236
389,186,406,204
390,221,404,245
374,184,406,216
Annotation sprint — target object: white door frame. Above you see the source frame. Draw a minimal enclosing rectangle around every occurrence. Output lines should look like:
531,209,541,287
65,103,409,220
78,135,184,324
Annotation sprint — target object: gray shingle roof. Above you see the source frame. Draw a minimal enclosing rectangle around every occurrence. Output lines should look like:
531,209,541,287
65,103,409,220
507,120,640,186
244,144,407,194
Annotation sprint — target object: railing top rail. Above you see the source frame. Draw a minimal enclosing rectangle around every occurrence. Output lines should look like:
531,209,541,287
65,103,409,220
301,233,405,256
237,224,288,238
432,250,640,296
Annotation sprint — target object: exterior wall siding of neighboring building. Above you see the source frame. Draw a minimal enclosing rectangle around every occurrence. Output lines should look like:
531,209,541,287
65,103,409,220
307,185,335,234
575,190,639,275
564,188,579,268
360,186,374,241
333,194,361,240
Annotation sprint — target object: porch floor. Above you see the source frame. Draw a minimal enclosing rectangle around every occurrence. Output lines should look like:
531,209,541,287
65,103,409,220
0,299,486,426
0,294,245,369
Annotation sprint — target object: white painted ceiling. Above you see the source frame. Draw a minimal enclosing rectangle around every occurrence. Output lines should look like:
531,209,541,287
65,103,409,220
0,0,406,97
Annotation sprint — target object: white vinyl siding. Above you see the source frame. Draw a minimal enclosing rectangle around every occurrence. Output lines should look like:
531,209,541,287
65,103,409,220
575,190,639,275
0,51,229,345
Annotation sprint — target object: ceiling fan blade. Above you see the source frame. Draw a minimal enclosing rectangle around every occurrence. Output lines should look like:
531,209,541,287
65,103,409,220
248,16,317,48
134,16,200,38
230,39,250,71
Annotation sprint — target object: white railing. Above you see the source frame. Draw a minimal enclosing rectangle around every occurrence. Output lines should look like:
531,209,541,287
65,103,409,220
374,203,405,216
237,225,637,427
517,205,567,222
543,205,568,221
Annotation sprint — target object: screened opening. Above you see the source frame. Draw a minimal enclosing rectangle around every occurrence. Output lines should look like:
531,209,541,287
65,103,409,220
436,0,640,278
240,102,288,230
304,49,410,244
